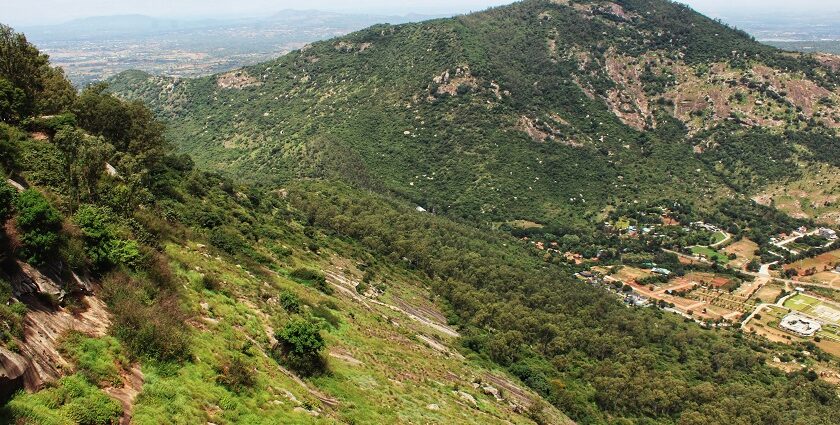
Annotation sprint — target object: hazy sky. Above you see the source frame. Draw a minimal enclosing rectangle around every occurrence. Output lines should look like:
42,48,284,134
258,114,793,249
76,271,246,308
4,0,840,27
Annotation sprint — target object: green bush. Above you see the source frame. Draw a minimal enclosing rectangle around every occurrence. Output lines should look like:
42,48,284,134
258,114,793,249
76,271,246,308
209,226,246,255
289,268,332,295
14,189,62,265
279,291,300,313
73,204,140,272
0,180,16,223
273,318,326,376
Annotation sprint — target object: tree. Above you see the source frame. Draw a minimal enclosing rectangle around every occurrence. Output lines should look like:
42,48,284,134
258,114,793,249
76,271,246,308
14,189,62,265
55,127,114,205
0,78,24,123
0,180,16,223
274,318,326,376
0,25,49,116
73,84,168,164
35,66,76,115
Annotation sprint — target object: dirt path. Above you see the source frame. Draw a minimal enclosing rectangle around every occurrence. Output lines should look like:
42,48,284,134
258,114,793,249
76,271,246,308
324,271,460,338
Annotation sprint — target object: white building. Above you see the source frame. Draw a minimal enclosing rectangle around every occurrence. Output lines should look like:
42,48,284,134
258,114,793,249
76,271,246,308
779,314,822,337
819,228,837,240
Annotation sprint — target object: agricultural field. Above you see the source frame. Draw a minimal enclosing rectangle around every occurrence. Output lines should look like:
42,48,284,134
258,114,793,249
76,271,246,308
723,238,759,270
750,282,785,304
784,249,840,287
611,266,655,283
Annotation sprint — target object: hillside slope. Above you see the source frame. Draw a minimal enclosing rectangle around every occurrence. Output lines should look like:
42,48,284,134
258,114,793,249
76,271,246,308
4,19,840,425
111,0,840,228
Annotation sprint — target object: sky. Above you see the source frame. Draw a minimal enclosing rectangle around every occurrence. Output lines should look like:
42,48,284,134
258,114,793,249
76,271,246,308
3,0,840,27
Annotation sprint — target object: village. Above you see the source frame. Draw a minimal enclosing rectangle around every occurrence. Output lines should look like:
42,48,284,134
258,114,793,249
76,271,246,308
515,210,840,367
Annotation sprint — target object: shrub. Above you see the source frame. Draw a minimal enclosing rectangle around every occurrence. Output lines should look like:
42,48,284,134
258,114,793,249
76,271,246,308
279,291,300,313
73,204,140,273
273,318,326,376
14,189,62,265
209,226,246,255
216,355,255,392
103,272,190,362
289,268,332,295
0,181,16,223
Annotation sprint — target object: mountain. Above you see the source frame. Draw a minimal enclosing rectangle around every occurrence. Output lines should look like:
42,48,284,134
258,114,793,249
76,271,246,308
4,2,840,425
110,0,840,231
20,15,223,40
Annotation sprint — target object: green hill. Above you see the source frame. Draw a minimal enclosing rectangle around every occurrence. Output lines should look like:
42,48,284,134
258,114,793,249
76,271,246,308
3,2,840,425
110,0,840,229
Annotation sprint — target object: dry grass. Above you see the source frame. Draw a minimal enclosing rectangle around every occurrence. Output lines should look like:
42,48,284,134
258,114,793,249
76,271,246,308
723,238,758,269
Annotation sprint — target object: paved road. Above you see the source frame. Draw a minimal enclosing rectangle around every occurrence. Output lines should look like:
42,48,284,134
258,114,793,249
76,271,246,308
741,292,796,330
709,232,732,248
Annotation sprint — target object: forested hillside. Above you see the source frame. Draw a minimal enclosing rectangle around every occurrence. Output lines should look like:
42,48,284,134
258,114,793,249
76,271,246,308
4,1,840,424
110,0,840,229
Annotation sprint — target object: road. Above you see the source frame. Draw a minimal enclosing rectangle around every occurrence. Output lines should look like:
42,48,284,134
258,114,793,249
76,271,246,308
741,291,796,330
709,231,732,248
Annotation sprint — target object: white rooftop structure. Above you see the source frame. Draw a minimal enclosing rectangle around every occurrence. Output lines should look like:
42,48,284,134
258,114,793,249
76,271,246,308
779,314,822,337
819,228,837,240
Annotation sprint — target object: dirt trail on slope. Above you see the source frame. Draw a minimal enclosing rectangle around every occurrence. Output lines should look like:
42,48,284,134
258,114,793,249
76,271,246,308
324,270,460,338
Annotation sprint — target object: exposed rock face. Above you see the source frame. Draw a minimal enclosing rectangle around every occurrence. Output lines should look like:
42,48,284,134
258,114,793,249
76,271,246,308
217,70,261,89
0,347,31,402
0,259,111,394
18,295,111,391
10,261,65,300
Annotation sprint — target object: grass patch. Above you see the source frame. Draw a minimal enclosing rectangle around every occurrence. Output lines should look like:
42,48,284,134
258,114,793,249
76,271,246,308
691,246,730,264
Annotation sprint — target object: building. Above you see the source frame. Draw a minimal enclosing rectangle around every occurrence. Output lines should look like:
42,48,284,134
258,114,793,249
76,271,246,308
779,314,822,337
651,267,671,276
819,228,837,240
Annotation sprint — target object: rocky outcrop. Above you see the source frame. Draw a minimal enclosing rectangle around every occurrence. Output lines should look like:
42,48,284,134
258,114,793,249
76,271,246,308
0,347,31,402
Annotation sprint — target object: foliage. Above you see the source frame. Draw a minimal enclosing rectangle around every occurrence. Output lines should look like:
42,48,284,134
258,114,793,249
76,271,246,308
273,318,326,376
73,83,168,167
73,204,140,272
102,272,190,362
0,77,25,123
0,24,48,117
278,290,300,313
0,180,16,223
14,189,62,265
2,374,122,425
